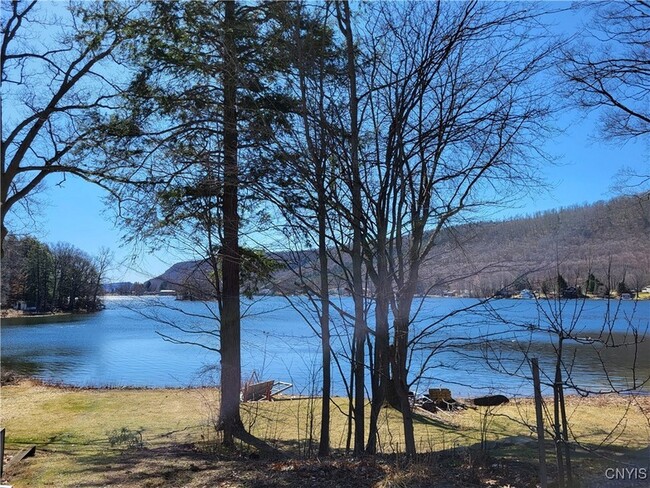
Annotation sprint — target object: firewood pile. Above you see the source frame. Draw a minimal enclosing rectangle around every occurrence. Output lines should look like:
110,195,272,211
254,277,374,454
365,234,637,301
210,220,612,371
415,388,466,413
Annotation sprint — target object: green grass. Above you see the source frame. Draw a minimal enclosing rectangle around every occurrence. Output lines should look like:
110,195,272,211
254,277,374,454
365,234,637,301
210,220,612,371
1,381,648,486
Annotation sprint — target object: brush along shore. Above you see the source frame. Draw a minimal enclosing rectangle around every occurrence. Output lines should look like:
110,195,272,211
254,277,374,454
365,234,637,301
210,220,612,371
1,379,648,487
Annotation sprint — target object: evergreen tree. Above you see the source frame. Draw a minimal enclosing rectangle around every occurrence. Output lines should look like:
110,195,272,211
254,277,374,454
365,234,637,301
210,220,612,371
585,273,602,295
94,0,296,448
25,239,53,311
617,280,631,297
557,273,568,294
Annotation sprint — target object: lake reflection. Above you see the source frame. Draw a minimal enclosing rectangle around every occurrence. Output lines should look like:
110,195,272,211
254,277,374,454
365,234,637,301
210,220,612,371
1,296,648,397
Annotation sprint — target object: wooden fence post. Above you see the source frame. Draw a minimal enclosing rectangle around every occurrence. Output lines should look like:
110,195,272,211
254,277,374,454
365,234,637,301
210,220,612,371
531,358,548,488
0,427,5,478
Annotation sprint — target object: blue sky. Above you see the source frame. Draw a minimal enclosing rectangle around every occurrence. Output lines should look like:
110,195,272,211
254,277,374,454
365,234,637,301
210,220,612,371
6,2,649,283
26,104,648,283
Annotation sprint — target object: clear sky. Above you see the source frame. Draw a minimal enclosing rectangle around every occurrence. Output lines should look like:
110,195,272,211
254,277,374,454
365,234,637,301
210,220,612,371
6,2,649,283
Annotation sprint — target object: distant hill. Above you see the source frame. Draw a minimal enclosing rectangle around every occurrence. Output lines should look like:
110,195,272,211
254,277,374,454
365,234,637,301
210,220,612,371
103,262,213,297
145,195,650,298
143,260,213,297
103,282,133,294
413,195,650,296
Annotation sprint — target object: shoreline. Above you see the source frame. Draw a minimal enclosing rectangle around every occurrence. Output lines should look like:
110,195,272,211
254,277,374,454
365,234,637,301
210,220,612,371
0,309,103,325
0,371,217,391
102,293,650,300
1,312,77,327
3,374,648,400
1,309,73,319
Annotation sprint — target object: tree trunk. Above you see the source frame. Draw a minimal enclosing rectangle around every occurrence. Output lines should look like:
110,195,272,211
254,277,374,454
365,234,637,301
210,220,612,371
346,340,355,454
554,340,565,487
219,0,243,447
556,350,573,486
318,272,331,457
391,312,417,458
0,220,7,257
317,164,331,457
531,358,548,488
294,7,332,454
559,373,573,485
367,229,390,453
337,0,366,456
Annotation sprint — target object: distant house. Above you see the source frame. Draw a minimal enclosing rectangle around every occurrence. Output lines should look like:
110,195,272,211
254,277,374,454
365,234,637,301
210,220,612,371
159,289,177,297
642,286,650,294
561,286,581,299
519,289,535,299
14,301,36,312
494,289,513,299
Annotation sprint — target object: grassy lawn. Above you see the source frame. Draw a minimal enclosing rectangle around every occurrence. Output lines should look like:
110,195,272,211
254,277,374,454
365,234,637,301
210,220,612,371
1,380,648,487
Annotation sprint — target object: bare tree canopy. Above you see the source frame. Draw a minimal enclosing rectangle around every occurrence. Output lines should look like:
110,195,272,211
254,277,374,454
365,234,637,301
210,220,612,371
1,0,139,249
562,1,650,140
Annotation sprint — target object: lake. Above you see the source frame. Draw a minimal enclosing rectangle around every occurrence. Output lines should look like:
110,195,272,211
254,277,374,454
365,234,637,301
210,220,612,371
2,295,649,397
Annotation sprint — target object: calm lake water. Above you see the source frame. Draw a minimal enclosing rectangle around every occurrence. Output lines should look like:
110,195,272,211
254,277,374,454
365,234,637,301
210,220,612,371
2,296,648,397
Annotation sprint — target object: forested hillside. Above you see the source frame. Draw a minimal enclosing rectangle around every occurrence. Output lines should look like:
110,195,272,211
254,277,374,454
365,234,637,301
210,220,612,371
142,195,649,298
415,195,649,296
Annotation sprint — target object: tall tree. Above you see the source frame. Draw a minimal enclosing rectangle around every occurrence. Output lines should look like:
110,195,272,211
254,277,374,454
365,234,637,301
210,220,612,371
334,0,366,456
219,0,242,446
351,0,555,457
288,2,339,456
96,0,295,448
252,0,357,456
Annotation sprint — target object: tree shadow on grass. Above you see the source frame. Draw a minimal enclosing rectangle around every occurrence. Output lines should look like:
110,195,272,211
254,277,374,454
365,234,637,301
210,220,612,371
65,444,389,488
69,444,242,487
11,421,647,487
576,443,650,488
23,437,644,488
411,409,463,430
467,437,650,488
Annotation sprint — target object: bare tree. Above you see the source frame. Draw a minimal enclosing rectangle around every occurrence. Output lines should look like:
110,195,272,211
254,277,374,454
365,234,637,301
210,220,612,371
562,1,650,200
286,1,340,456
269,0,558,459
1,0,141,251
479,269,649,488
562,1,650,142
332,0,367,456
345,0,556,458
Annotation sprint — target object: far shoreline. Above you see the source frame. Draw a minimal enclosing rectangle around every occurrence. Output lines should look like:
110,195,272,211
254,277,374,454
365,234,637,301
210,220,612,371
0,310,90,326
1,305,105,318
